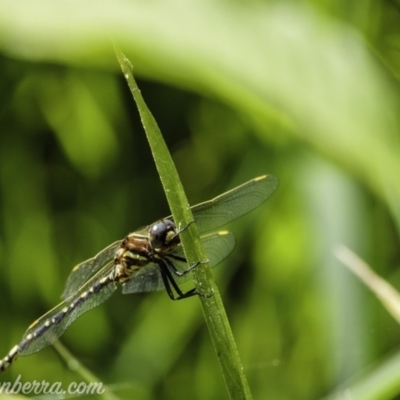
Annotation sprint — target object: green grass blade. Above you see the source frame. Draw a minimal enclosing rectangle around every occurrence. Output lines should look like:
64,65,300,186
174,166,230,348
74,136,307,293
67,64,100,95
52,341,120,400
115,46,252,400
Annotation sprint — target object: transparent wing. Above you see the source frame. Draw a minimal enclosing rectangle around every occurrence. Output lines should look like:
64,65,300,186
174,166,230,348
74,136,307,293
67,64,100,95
62,175,277,299
122,231,236,294
199,231,236,268
168,175,278,234
62,240,121,301
20,262,117,355
121,261,161,294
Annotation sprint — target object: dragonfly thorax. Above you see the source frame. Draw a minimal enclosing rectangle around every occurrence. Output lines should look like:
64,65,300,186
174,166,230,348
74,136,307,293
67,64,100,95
116,235,152,273
113,263,136,283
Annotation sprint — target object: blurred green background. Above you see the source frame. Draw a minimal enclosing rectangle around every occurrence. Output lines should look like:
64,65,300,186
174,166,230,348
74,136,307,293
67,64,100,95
1,0,400,399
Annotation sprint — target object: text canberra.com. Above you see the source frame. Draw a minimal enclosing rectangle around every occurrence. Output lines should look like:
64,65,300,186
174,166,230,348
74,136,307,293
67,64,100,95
0,374,105,396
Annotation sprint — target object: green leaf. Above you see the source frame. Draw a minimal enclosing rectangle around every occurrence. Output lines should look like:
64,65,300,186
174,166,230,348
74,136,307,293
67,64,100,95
115,47,252,400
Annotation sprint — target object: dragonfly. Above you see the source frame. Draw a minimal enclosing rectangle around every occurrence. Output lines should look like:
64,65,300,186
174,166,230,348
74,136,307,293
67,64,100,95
0,174,278,373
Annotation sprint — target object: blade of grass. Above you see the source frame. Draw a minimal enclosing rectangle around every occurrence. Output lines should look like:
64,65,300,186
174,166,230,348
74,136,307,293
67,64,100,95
322,350,400,400
114,46,252,400
324,245,400,400
334,245,400,324
52,341,120,400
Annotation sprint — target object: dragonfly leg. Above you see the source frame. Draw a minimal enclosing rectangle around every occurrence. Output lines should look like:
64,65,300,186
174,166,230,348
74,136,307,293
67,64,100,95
162,258,212,299
169,220,194,242
166,256,209,277
167,253,186,263
158,260,198,300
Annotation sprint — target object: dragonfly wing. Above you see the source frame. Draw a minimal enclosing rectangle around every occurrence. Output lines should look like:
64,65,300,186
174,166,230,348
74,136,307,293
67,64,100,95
122,231,235,294
163,231,236,285
199,231,236,267
190,175,278,234
62,240,121,301
20,263,117,356
122,262,164,294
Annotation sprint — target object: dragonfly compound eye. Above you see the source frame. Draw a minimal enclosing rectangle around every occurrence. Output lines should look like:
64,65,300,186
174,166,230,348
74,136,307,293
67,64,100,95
150,219,177,249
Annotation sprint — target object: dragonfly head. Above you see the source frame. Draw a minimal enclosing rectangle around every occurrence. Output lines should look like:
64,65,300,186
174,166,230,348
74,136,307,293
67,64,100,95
149,219,179,251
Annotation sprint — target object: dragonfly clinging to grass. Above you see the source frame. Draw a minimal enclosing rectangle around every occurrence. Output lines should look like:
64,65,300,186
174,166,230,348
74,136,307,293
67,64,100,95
0,175,278,373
